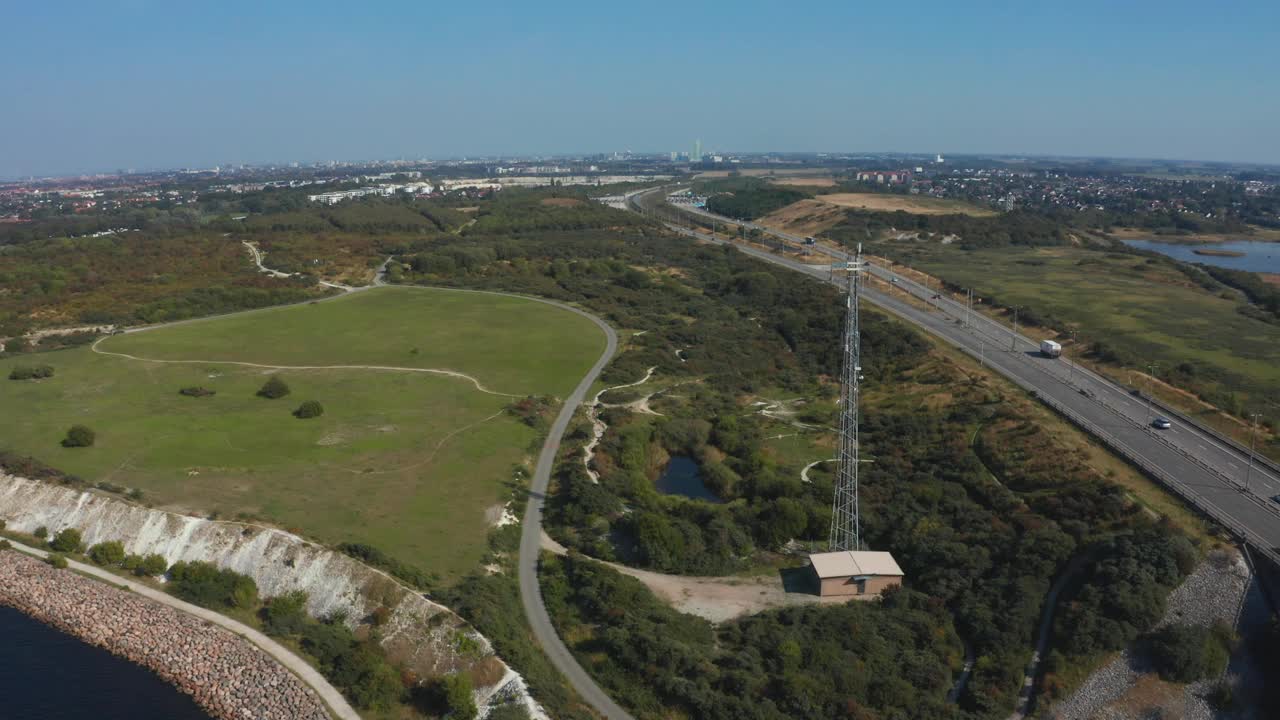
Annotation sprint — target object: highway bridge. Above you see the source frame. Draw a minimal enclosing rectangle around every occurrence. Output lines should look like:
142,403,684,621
629,187,1280,565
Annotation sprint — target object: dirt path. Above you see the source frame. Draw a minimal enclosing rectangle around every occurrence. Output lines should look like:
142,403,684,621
582,366,658,483
5,538,359,720
540,531,841,622
800,458,835,483
1008,555,1091,720
241,239,354,291
90,336,522,397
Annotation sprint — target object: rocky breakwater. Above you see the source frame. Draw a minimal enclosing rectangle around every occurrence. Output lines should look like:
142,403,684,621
0,473,545,718
0,550,330,720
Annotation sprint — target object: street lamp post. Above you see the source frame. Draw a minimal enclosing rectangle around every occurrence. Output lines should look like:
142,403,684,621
1010,306,1021,352
1144,363,1159,425
1244,412,1260,493
1069,328,1078,386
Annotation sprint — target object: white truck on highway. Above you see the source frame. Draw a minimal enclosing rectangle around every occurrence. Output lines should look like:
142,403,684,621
1040,340,1062,358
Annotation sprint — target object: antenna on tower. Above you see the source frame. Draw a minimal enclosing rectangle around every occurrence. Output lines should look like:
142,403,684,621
829,243,866,552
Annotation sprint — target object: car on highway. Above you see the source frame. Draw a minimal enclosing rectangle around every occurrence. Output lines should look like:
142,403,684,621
1152,417,1172,430
1271,494,1280,505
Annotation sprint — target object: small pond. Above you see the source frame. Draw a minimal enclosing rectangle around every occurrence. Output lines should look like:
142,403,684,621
1122,239,1280,274
655,456,723,503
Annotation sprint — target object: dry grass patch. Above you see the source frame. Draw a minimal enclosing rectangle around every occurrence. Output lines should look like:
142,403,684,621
768,177,838,187
539,197,585,208
817,193,996,217
756,199,847,237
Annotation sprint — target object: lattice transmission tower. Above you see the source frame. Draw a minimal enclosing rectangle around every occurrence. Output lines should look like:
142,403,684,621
829,244,867,552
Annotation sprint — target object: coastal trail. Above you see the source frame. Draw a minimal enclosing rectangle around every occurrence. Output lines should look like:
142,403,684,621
3,538,359,720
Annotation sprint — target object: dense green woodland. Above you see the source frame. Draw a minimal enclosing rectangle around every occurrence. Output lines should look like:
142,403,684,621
543,555,960,720
390,196,1201,718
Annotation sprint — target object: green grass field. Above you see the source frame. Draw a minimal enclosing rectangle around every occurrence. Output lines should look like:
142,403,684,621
885,243,1280,413
0,287,605,584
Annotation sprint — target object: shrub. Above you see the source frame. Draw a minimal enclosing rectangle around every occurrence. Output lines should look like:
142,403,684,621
301,619,356,674
263,590,310,637
1144,623,1234,683
486,703,532,720
167,561,260,609
1207,677,1235,709
257,376,291,399
3,338,30,354
330,642,403,711
34,526,47,539
336,542,434,590
0,539,11,551
178,386,216,397
49,528,82,553
88,541,126,566
47,553,69,569
8,365,54,380
0,519,5,531
136,553,168,577
441,673,477,720
293,400,324,419
62,425,96,448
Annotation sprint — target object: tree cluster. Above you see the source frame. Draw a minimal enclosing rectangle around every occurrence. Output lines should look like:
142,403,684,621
8,365,54,380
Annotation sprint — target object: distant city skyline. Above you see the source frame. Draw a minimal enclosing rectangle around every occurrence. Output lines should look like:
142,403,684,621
3,1,1278,177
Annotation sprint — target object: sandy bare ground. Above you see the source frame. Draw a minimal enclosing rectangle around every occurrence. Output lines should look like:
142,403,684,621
540,532,847,622
816,193,996,217
756,199,848,237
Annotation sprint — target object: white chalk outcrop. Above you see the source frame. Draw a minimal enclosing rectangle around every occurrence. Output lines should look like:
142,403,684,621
0,473,544,719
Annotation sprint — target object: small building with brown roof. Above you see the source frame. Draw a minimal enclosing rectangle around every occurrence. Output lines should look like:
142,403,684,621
808,550,904,597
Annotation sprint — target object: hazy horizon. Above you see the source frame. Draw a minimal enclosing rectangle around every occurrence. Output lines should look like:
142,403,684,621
4,1,1278,177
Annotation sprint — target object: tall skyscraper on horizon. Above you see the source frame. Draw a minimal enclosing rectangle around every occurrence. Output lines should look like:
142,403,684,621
692,139,702,163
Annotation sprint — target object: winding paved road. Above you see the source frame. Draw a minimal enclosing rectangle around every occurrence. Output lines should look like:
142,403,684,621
515,303,633,720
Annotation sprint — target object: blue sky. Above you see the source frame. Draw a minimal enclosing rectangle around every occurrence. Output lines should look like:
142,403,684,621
3,1,1278,175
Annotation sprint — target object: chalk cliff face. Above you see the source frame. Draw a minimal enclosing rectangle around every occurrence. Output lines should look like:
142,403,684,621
0,473,543,718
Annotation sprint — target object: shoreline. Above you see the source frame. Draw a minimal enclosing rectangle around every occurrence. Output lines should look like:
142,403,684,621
0,547,341,720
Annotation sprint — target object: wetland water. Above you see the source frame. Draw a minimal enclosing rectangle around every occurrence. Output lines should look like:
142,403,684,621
656,456,723,502
0,605,210,720
1123,239,1280,273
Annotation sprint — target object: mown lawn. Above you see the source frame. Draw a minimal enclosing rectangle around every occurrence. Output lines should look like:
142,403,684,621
0,287,607,584
101,286,605,398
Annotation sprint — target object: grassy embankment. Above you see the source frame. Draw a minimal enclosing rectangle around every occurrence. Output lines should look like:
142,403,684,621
875,242,1280,458
0,287,604,584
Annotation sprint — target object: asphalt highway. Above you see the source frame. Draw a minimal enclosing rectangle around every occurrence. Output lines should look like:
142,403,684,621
644,192,1280,561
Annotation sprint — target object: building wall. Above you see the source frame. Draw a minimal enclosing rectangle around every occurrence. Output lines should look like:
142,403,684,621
816,572,903,597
